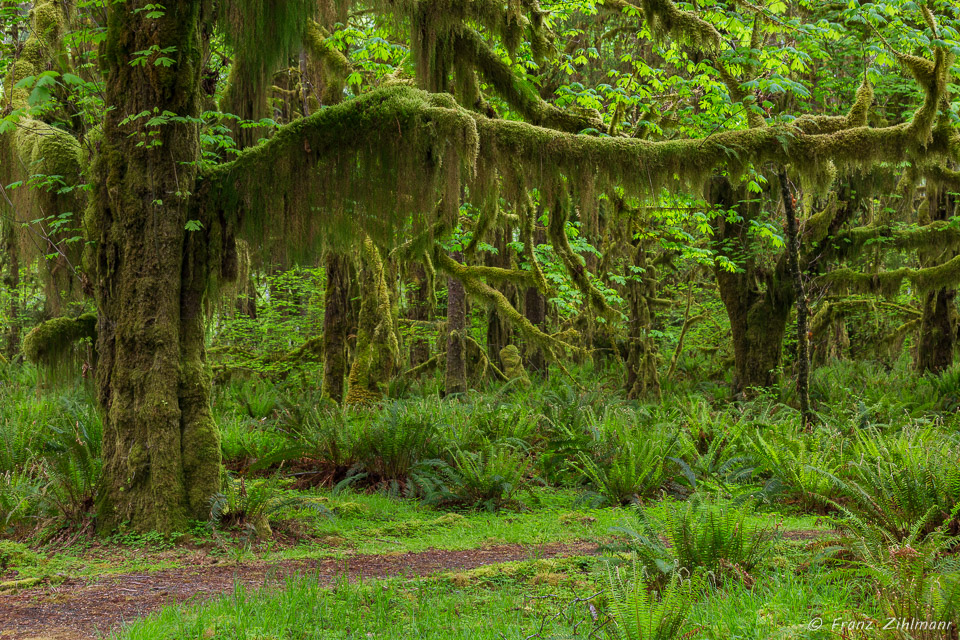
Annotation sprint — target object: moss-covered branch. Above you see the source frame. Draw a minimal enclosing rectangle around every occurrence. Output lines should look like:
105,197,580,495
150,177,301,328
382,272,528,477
453,27,600,133
22,313,97,368
821,253,960,297
433,247,580,358
829,220,960,255
599,0,721,50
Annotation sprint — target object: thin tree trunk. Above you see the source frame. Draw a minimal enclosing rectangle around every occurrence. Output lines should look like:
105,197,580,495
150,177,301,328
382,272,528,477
445,251,468,396
780,171,813,427
2,223,20,360
485,228,513,369
523,226,547,377
322,252,349,402
408,262,432,368
92,1,219,533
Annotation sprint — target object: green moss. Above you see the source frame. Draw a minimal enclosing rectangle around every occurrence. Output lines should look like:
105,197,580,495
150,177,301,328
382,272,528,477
345,238,400,405
21,313,96,367
499,345,531,387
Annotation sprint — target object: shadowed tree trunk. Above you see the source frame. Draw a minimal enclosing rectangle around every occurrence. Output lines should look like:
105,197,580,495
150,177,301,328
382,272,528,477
445,250,468,395
90,1,220,533
322,252,350,402
408,262,432,368
485,228,514,369
2,223,20,360
709,178,793,394
780,171,813,427
918,188,957,374
624,240,661,399
523,225,547,377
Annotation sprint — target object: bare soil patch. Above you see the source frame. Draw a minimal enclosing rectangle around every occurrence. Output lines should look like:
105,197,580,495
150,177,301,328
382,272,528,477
0,541,599,640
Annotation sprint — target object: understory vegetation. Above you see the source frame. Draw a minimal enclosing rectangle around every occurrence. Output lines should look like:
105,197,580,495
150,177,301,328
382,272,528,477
3,357,960,637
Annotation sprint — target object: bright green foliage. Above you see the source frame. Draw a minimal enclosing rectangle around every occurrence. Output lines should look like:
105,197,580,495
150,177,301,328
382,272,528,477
606,559,698,640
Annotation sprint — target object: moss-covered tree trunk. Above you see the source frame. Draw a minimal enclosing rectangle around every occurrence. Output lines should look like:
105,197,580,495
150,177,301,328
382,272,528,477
1,223,20,360
709,179,792,393
445,250,468,396
485,229,514,370
344,238,398,404
322,252,350,402
407,262,432,368
918,288,956,373
624,241,661,400
89,1,220,533
917,189,957,374
523,225,547,377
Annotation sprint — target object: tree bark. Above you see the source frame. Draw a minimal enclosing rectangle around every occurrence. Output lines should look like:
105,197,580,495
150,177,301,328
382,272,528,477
407,262,432,369
91,1,220,533
523,225,547,377
917,188,957,374
445,250,468,395
322,252,349,402
780,171,813,427
1,223,20,360
708,178,793,394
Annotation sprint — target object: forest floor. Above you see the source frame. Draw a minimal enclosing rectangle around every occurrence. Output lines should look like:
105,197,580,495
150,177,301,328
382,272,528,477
0,541,600,639
0,529,828,640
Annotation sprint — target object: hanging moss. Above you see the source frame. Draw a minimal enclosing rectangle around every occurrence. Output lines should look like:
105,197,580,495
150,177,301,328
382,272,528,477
22,313,97,375
823,253,960,298
204,85,479,264
600,0,721,50
345,238,400,405
810,298,920,337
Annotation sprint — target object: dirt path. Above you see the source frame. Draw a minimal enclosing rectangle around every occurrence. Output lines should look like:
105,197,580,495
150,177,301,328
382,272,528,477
0,541,599,640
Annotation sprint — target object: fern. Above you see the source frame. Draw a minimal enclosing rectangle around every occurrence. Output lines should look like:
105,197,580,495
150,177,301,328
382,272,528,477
606,557,696,640
209,473,330,538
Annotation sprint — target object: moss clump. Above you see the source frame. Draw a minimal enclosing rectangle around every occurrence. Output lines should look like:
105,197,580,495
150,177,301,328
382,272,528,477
21,313,97,368
499,345,531,387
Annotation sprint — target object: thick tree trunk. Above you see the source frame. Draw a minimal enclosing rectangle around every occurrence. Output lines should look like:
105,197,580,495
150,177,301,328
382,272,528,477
322,252,349,402
918,288,956,374
709,178,793,394
445,251,468,396
91,1,219,533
